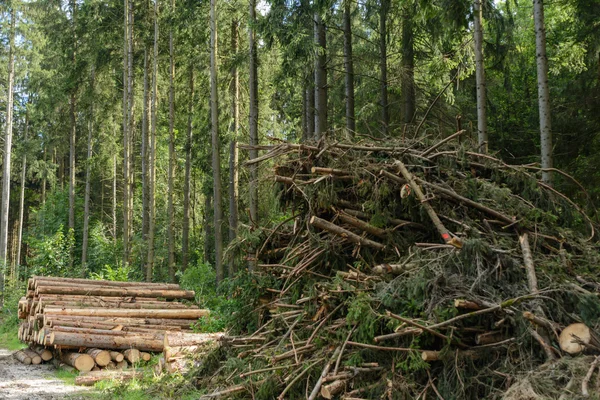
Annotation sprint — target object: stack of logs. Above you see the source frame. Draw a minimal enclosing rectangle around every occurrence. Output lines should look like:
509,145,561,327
16,276,218,381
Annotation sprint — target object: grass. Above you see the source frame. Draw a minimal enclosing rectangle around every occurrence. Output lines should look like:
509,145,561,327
0,315,25,351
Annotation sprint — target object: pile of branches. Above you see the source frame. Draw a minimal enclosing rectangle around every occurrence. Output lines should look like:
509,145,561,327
198,133,600,399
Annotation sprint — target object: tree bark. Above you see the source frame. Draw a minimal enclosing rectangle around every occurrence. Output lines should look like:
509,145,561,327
168,0,176,282
81,67,95,274
37,286,196,300
533,0,553,185
182,66,194,272
474,0,488,153
147,0,159,282
306,82,315,140
401,5,415,124
44,307,207,319
142,47,150,240
228,19,240,277
379,0,389,135
211,0,224,282
68,0,77,272
314,11,327,139
0,5,16,302
343,0,355,136
249,0,259,244
16,100,29,274
122,0,131,268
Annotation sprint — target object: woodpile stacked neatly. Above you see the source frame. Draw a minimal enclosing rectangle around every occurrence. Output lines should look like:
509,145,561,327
16,276,216,376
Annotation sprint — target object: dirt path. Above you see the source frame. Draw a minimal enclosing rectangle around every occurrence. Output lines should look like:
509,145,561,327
0,349,91,400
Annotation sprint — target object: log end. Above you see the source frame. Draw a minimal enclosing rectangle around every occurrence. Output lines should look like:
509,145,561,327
559,323,591,354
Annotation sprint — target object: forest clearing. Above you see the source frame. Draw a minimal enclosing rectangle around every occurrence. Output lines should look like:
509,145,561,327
0,0,599,398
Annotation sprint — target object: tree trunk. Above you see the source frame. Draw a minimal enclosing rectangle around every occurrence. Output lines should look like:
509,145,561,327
122,0,130,268
203,192,213,265
474,0,487,153
147,0,159,282
306,82,315,139
60,351,95,372
249,0,259,243
44,307,207,319
210,0,224,283
68,0,77,272
379,0,389,135
533,0,553,185
0,5,16,303
314,11,327,139
16,100,29,274
81,67,95,275
141,47,150,240
343,0,355,136
127,0,135,248
401,6,415,124
168,0,176,283
228,19,240,277
182,66,194,272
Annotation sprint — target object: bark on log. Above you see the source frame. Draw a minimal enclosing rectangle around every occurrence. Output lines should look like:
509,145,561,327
86,348,111,367
321,379,348,399
30,346,53,361
454,299,483,310
14,350,31,365
123,349,141,363
23,349,42,364
48,331,164,352
421,349,478,362
163,331,224,347
110,351,124,362
337,211,387,238
60,351,95,372
475,331,507,345
42,307,207,319
32,276,181,290
310,216,385,250
44,315,196,328
36,286,195,300
47,318,186,332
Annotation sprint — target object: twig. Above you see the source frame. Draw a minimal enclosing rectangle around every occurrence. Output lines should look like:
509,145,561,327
333,326,356,375
421,130,466,157
346,341,415,352
307,347,341,400
277,358,324,400
529,328,556,361
582,355,600,397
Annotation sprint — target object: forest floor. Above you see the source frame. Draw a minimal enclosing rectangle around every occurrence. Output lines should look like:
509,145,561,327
0,348,92,400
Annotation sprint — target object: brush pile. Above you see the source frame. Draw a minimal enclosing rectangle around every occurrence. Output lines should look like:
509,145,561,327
16,276,216,376
195,133,600,399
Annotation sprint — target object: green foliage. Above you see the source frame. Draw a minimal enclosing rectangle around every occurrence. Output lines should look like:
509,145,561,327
347,293,377,343
26,225,76,277
0,279,26,350
90,263,135,282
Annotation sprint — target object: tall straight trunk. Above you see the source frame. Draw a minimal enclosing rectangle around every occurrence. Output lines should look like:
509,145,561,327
474,0,487,153
182,66,194,272
141,48,150,240
16,101,30,275
0,5,15,303
167,0,176,283
81,68,95,275
301,87,308,141
203,193,213,265
210,0,224,282
343,0,355,136
122,0,130,267
306,82,315,139
228,19,240,277
379,0,389,135
147,0,159,282
41,148,47,206
68,0,77,271
401,6,415,124
249,0,259,236
314,12,327,139
113,151,117,243
127,0,135,245
533,0,553,185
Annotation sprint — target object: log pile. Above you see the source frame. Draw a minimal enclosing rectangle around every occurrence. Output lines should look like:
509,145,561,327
194,136,600,399
16,276,217,375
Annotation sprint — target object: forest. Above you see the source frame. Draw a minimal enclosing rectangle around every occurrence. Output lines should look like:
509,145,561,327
0,0,600,398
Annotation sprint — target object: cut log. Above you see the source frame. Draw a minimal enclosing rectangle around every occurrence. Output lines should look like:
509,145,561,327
75,370,140,386
46,318,186,332
337,211,387,238
14,350,32,365
310,216,385,250
47,331,164,352
559,323,600,354
321,379,348,399
23,349,42,365
372,263,414,275
123,349,141,363
105,361,117,370
140,352,151,361
30,345,53,361
36,286,195,300
37,300,196,313
44,315,196,328
454,299,482,310
116,360,128,370
42,307,207,319
475,331,507,345
110,351,124,362
421,349,478,362
86,348,111,367
163,331,225,347
60,351,95,372
32,276,181,290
